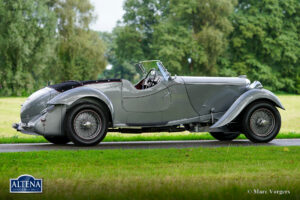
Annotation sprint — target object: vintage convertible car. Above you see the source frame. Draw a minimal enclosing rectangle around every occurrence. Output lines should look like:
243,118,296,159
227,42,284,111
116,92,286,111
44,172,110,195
13,60,284,146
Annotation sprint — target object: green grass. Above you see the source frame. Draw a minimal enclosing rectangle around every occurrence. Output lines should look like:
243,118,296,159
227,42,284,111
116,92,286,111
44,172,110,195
0,95,299,143
0,146,299,199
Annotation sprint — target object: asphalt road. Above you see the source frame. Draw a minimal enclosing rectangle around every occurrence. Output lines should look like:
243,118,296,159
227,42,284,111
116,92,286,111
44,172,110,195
0,139,300,152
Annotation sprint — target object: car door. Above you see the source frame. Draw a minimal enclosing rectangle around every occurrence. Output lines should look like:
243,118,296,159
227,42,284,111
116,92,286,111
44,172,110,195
121,80,171,125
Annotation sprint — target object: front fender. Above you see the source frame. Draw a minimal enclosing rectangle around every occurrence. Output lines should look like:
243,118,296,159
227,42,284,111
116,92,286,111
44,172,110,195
47,87,114,120
210,89,284,128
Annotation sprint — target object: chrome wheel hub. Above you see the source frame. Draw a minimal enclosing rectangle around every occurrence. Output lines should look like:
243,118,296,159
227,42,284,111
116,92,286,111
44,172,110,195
256,118,268,126
250,108,275,137
73,110,102,140
82,121,92,129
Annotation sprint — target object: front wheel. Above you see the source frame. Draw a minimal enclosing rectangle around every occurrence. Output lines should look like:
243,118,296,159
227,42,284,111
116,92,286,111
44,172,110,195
242,101,281,143
209,132,240,141
65,103,108,146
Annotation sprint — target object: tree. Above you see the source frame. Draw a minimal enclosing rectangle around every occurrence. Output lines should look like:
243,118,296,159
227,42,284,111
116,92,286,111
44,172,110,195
170,0,236,75
224,0,300,93
152,21,206,75
123,0,170,58
110,0,236,77
0,0,107,96
0,0,57,96
51,0,106,83
98,28,143,83
112,0,300,93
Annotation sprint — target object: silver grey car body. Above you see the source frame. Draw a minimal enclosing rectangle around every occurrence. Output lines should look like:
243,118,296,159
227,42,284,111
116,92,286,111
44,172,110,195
13,60,284,140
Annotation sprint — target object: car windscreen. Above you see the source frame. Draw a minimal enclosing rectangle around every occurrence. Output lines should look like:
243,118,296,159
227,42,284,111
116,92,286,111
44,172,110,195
139,61,170,81
157,62,170,81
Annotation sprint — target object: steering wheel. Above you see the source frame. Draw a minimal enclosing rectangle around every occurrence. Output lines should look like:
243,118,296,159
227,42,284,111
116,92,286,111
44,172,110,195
143,68,157,89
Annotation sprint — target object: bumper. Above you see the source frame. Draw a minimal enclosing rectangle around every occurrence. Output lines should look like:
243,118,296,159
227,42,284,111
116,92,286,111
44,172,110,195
12,122,40,135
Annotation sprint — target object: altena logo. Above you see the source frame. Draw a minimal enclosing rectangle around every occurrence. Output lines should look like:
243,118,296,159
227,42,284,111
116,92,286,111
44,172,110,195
10,174,42,193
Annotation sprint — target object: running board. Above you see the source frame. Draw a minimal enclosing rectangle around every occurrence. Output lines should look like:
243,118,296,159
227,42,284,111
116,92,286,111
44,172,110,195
108,126,186,134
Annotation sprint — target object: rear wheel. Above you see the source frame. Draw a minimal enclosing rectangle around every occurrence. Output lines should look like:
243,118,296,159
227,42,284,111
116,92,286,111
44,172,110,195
44,136,70,144
209,132,240,141
242,101,281,143
65,103,108,146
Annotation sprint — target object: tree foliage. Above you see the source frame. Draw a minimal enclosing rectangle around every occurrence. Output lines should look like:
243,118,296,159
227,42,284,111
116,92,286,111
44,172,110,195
0,0,299,95
51,0,106,83
170,0,236,74
0,0,106,96
223,0,300,93
0,0,57,96
104,0,300,93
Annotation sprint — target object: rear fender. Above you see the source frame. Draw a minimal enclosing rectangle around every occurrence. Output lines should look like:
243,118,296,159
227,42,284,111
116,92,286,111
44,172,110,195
47,87,114,120
210,89,284,128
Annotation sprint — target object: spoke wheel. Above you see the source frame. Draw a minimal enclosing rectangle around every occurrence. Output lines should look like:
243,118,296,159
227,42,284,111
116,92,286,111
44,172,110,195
249,108,275,137
65,103,108,146
242,101,281,143
73,109,102,140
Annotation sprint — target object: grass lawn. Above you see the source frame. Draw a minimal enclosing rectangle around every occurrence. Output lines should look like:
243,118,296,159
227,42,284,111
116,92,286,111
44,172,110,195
0,146,299,199
0,95,299,143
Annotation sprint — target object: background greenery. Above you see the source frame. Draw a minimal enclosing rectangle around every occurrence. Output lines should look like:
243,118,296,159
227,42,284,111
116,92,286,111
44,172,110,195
0,0,300,96
0,0,106,96
100,0,300,93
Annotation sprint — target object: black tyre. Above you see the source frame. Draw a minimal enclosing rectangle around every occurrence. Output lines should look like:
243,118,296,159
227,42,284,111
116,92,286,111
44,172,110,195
242,101,281,143
209,132,240,141
65,103,108,146
44,136,70,144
